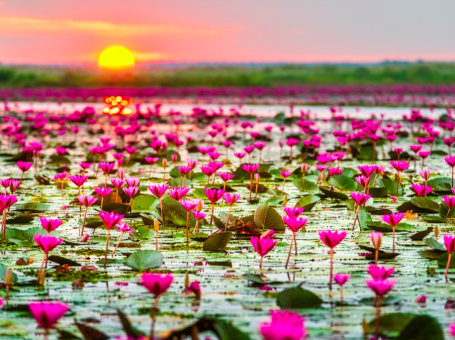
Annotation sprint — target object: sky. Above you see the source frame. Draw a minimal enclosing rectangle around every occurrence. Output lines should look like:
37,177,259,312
1,0,455,65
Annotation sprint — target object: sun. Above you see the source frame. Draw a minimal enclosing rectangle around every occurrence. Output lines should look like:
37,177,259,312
98,46,135,70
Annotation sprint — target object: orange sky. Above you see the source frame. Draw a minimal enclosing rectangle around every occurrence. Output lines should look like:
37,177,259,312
1,0,455,65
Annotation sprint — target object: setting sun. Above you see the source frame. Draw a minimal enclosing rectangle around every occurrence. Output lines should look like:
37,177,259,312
98,45,135,70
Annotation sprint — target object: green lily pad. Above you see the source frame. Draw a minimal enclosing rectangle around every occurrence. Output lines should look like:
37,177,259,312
124,250,163,271
276,286,323,309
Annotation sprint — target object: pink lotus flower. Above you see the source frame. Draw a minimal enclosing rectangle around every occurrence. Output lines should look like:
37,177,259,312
419,169,431,183
411,184,432,197
350,192,371,205
141,273,173,297
355,175,370,190
168,187,190,201
444,196,455,217
415,295,427,303
34,234,63,253
99,211,124,229
283,215,308,233
319,230,346,249
368,265,394,280
99,162,115,174
0,194,18,210
366,279,395,300
329,168,342,176
123,186,139,198
94,187,112,197
125,177,140,187
251,234,277,269
148,183,169,198
279,170,292,178
234,152,246,166
218,172,235,183
68,175,88,188
78,195,98,207
8,180,20,194
242,164,259,174
111,178,126,189
186,159,198,169
39,217,63,234
334,274,350,286
284,207,304,217
358,165,377,178
259,310,306,340
28,301,69,331
390,160,410,172
382,212,405,227
17,160,32,172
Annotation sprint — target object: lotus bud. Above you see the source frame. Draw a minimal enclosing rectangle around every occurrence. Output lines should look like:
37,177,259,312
283,195,287,206
184,271,190,289
154,218,160,232
435,226,439,239
197,200,203,212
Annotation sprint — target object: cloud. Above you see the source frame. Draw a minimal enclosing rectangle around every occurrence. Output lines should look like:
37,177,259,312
0,16,241,38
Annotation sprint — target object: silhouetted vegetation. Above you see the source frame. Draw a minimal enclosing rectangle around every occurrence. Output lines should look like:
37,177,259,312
1,62,455,87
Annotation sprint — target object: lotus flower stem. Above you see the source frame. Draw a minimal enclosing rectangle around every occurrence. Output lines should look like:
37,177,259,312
101,196,104,211
393,226,396,254
329,249,334,291
129,198,133,216
249,174,253,200
374,300,382,338
281,178,286,196
111,232,124,257
104,229,111,268
445,253,452,278
210,203,215,224
159,198,164,229
340,286,344,303
375,249,379,265
285,232,295,269
1,209,5,239
37,252,48,284
224,205,232,232
294,234,298,255
150,297,159,340
352,206,361,231
104,173,108,188
259,255,263,269
80,207,88,235
186,211,190,247
149,163,153,178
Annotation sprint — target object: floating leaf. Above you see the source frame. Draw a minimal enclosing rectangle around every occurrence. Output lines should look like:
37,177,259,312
427,177,452,193
295,195,321,211
368,187,389,198
203,232,232,251
319,187,348,200
5,227,59,246
124,250,163,271
15,202,51,212
276,287,323,309
132,195,157,211
424,237,446,251
292,178,318,193
410,227,433,241
102,203,129,215
330,175,357,191
6,214,34,224
410,197,439,212
254,205,285,230
162,200,197,228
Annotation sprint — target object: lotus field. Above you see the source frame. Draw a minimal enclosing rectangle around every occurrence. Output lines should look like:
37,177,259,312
1,97,455,340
